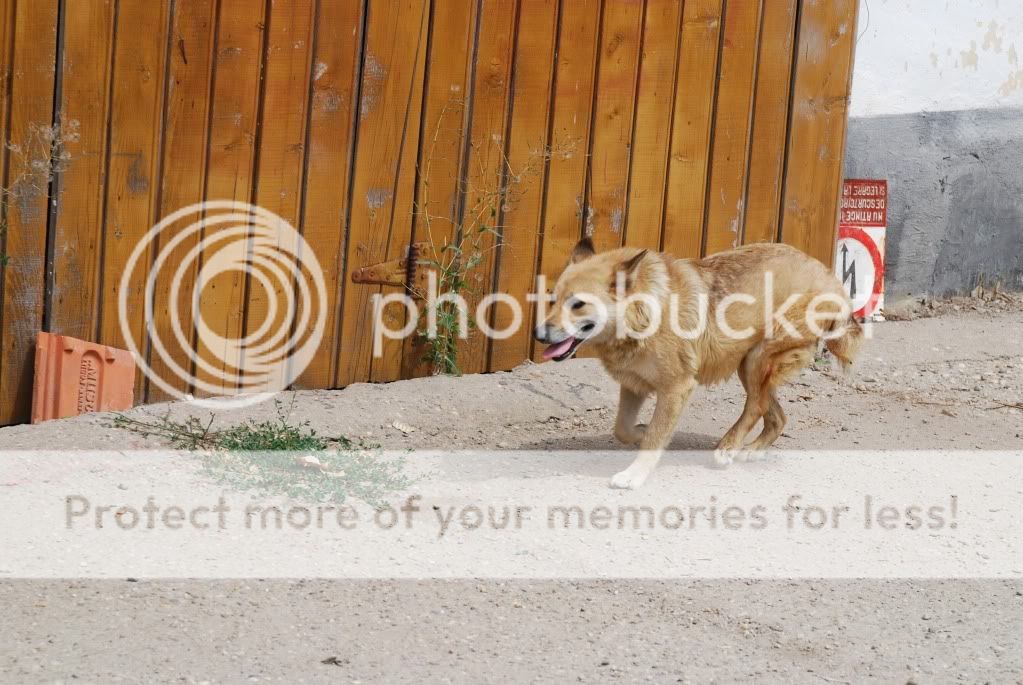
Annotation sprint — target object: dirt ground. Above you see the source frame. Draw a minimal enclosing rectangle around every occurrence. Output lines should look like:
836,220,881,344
1,302,1022,682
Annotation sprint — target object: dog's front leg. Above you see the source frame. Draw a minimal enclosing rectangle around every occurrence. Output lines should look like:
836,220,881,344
610,378,696,489
614,385,648,445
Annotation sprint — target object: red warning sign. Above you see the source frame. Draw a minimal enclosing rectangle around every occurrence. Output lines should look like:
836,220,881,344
837,225,885,320
840,179,888,227
836,179,888,321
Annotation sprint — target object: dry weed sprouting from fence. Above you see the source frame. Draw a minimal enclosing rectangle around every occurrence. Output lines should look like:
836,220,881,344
413,99,576,375
0,118,79,266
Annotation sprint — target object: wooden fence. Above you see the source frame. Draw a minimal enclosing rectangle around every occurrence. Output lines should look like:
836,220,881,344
0,0,858,425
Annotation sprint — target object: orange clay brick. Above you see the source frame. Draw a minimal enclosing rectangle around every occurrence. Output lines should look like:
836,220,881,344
31,332,136,424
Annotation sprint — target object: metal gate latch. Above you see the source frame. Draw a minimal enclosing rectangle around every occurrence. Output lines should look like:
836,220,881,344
350,242,432,296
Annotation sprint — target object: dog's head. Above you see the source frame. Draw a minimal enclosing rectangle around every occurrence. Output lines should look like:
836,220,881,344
534,238,651,362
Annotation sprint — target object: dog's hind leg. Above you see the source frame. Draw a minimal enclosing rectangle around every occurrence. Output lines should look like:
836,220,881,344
714,351,770,465
743,344,814,452
745,393,786,452
614,385,648,446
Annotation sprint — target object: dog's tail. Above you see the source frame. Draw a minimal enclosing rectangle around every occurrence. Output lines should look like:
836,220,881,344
824,315,863,375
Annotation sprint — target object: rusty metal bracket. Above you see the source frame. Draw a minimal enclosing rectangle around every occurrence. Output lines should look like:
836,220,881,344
350,242,432,296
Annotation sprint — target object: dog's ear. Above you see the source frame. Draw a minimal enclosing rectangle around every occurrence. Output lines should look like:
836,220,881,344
570,237,596,264
621,249,648,275
611,249,648,293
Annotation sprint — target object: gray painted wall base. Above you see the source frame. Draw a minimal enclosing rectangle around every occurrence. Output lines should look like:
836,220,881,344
843,108,1023,299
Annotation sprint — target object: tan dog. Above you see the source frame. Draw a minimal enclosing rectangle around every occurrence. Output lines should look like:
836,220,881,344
535,238,862,489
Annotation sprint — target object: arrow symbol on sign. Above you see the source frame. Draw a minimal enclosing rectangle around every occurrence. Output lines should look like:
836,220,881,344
841,244,857,299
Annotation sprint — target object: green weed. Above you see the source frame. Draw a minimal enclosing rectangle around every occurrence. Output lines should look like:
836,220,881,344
112,399,412,506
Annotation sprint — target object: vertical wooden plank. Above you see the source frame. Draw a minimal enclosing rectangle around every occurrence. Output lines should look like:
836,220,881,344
781,0,858,266
292,0,364,390
98,0,171,401
488,0,557,372
192,0,267,396
532,0,601,362
146,0,219,403
660,0,723,259
368,1,431,384
397,0,478,380
242,0,315,393
0,0,13,166
0,0,15,423
455,0,518,376
335,0,428,387
743,0,797,247
623,0,682,250
703,0,763,256
409,1,477,258
0,2,58,425
49,0,116,342
743,0,798,246
586,0,643,254
0,0,13,165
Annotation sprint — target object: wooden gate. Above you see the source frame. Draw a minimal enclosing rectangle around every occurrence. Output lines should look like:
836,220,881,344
0,0,858,425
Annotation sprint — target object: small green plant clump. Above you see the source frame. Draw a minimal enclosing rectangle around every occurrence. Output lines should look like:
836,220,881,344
416,208,498,376
112,399,412,506
112,409,333,451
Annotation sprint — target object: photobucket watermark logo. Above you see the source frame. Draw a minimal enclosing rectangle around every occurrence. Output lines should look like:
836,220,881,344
119,201,327,408
372,270,865,356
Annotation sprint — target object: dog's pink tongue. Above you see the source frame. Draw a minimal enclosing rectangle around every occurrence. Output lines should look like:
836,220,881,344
543,338,575,360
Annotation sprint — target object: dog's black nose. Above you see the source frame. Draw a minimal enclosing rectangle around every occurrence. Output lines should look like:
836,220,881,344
534,324,549,343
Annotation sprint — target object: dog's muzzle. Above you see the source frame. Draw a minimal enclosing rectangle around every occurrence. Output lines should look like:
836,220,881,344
535,324,587,362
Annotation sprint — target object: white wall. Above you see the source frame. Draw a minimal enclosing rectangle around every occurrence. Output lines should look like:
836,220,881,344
850,0,1023,117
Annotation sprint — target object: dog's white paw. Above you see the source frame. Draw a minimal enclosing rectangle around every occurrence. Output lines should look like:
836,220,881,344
609,467,649,490
713,448,737,467
734,449,765,463
715,447,766,466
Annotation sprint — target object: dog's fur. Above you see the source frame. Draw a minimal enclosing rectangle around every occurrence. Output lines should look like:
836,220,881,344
536,239,862,489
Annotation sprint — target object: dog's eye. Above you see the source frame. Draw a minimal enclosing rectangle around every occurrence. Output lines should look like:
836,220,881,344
570,299,586,311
